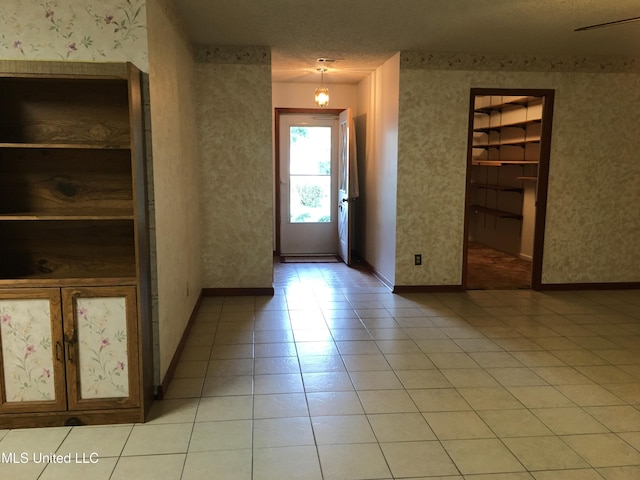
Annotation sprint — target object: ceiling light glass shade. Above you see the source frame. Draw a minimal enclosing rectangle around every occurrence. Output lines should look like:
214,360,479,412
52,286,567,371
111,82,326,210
314,86,330,107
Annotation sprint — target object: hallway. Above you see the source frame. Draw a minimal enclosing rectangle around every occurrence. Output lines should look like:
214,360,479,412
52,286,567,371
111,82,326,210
2,262,640,479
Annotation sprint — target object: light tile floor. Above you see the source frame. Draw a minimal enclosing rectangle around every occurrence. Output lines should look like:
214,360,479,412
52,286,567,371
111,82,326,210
2,262,640,479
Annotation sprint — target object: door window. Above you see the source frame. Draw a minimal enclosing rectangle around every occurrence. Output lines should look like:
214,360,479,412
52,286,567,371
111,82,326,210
289,126,332,223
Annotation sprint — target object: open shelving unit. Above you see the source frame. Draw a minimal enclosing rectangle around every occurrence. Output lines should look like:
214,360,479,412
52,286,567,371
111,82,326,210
0,73,138,284
469,95,542,222
467,94,543,260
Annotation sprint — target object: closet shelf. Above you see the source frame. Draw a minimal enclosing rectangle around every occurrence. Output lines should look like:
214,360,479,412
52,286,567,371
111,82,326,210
470,205,522,220
472,160,539,166
517,176,538,181
473,138,541,148
472,183,524,193
473,118,541,132
474,96,541,112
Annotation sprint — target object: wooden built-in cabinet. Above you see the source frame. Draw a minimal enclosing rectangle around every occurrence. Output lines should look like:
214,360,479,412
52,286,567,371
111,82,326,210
0,287,139,412
0,61,151,428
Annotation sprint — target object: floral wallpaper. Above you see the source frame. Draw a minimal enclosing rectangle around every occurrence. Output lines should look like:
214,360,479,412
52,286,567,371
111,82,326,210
0,0,148,71
76,297,129,399
0,299,56,403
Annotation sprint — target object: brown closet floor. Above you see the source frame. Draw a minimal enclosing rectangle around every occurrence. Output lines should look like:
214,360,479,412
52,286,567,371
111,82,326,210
467,242,532,289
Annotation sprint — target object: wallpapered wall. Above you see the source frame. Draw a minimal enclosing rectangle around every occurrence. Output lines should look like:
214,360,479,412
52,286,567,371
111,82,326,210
146,0,202,382
396,54,640,286
0,0,148,71
196,47,274,289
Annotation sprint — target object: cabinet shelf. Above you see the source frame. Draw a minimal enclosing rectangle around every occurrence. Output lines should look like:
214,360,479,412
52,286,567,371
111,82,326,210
0,275,137,288
0,76,131,146
0,219,136,282
470,205,522,220
0,142,130,150
0,148,134,215
0,210,134,221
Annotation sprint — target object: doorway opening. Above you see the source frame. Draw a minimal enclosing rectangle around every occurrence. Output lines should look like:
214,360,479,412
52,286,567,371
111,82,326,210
463,89,555,290
275,108,343,260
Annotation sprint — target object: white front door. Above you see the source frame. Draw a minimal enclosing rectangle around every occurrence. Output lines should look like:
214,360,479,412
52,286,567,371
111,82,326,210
279,114,338,255
337,108,353,265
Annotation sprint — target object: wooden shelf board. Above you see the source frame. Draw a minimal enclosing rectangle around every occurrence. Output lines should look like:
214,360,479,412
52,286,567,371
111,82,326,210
0,276,137,288
0,211,134,221
517,176,538,181
0,142,131,150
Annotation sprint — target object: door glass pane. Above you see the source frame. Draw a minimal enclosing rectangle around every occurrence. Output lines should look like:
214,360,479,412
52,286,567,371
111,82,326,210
290,176,331,223
289,126,331,223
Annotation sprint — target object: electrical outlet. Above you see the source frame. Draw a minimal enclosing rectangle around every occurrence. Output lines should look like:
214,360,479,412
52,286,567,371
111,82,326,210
414,254,422,266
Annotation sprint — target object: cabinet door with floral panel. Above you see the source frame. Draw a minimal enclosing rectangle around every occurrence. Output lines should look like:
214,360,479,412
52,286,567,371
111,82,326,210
0,288,67,413
62,286,140,411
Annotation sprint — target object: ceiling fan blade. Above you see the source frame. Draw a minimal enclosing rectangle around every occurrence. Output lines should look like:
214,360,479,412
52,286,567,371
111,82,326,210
575,15,640,31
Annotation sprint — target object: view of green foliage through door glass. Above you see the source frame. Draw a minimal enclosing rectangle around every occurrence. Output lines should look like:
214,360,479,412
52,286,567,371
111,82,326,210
289,126,331,223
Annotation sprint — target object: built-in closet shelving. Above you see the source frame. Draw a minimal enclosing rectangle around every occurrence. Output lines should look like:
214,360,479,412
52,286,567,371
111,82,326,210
469,94,542,257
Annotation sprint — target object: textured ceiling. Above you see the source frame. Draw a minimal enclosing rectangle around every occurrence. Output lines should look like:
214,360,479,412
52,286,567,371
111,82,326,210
174,0,640,83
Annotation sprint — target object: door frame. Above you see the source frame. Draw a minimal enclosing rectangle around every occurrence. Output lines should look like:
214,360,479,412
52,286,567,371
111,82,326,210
274,108,344,255
462,88,555,290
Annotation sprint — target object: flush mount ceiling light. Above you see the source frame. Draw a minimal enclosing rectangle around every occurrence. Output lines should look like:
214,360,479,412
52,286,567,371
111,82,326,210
314,68,329,107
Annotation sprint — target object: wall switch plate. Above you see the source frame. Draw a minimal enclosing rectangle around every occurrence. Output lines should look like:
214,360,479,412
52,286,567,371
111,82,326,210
414,254,422,266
